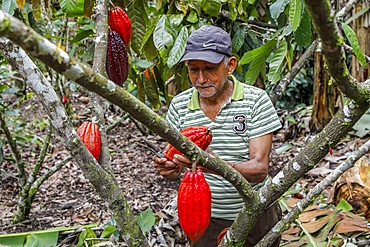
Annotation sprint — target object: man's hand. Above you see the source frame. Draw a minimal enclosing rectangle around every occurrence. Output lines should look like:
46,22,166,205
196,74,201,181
173,153,217,174
153,155,183,180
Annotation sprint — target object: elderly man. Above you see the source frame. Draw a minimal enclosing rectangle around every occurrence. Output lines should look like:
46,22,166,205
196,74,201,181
153,25,282,247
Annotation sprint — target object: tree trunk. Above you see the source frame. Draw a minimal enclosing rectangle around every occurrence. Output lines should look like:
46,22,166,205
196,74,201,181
310,43,339,132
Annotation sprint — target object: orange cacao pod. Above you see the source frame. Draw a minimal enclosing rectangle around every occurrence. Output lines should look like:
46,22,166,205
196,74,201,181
217,227,229,245
163,126,212,160
76,121,101,161
108,6,132,45
178,168,211,242
106,30,128,86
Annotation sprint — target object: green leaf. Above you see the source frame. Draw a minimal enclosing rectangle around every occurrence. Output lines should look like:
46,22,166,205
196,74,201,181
168,14,184,27
137,208,156,233
341,22,367,67
186,10,199,23
0,235,25,247
174,0,188,13
76,229,87,247
70,29,94,43
240,39,277,85
167,26,188,68
344,7,370,25
239,39,277,65
25,232,58,247
267,38,287,84
153,15,174,60
0,84,8,92
0,224,98,247
1,0,18,15
140,17,157,52
132,58,153,69
4,109,20,117
101,225,117,238
244,55,266,85
232,24,246,53
58,0,84,17
143,71,161,110
289,0,302,32
188,0,202,17
294,6,312,47
201,0,222,17
336,198,353,213
128,0,147,55
228,0,238,21
80,42,95,64
270,0,290,20
76,228,97,247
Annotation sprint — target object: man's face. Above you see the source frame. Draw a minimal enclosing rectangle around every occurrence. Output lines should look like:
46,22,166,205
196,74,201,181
187,58,230,99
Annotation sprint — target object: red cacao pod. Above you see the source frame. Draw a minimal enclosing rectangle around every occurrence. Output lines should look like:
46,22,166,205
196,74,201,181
163,126,212,160
178,168,211,242
62,95,68,104
106,30,129,86
108,6,132,45
76,121,101,161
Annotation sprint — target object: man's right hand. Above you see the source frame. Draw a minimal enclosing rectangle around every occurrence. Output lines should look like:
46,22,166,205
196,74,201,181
153,156,182,180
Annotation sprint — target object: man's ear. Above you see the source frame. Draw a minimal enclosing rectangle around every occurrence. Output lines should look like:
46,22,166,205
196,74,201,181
227,57,237,75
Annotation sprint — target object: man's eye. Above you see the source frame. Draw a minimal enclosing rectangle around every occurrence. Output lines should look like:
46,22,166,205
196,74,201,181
205,66,215,70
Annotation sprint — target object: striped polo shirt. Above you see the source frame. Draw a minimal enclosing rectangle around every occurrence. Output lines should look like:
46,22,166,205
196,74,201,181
166,75,281,220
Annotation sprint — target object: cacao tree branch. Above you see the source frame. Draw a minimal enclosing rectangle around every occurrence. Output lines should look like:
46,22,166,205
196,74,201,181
0,11,258,206
13,125,53,223
31,156,73,195
257,137,370,246
304,0,370,104
89,0,112,171
0,111,26,188
0,37,148,246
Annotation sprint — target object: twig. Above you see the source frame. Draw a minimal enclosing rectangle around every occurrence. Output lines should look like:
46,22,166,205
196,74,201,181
335,0,362,20
270,39,318,105
29,120,52,182
0,110,26,187
106,112,129,133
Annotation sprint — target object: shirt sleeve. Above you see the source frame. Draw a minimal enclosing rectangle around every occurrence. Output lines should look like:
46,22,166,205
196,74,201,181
249,90,282,139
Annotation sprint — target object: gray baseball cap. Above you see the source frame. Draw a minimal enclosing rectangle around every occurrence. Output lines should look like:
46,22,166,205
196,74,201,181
180,25,232,64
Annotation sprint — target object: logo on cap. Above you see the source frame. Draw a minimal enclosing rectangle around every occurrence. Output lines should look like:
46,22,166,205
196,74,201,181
202,43,213,47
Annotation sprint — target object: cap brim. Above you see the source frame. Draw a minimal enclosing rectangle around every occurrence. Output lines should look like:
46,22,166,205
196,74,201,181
179,51,225,64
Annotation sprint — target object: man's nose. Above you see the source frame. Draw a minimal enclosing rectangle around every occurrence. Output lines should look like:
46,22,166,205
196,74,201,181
197,70,206,83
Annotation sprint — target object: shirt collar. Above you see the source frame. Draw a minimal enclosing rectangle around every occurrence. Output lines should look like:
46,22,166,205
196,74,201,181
188,75,244,110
